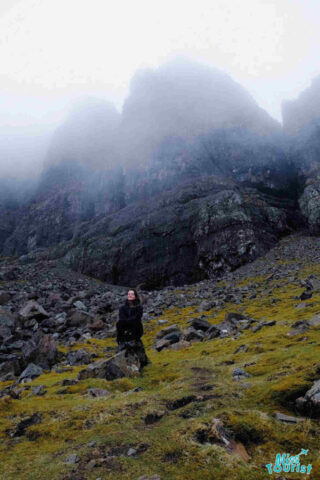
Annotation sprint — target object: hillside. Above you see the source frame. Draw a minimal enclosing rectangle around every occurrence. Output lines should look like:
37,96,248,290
1,232,320,480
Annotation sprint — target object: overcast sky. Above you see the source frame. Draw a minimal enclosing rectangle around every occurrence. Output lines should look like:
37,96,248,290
1,0,320,177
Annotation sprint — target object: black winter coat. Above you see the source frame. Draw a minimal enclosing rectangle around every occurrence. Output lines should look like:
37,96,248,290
116,300,143,343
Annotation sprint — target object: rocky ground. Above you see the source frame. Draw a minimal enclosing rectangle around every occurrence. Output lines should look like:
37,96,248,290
1,232,320,479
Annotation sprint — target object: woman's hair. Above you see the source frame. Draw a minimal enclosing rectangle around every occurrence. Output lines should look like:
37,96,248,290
127,288,141,306
127,286,145,305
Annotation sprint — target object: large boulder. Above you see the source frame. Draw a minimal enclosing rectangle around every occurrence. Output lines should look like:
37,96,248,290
18,300,49,322
296,379,320,417
68,309,95,327
154,325,182,351
205,312,255,340
77,340,149,381
0,358,21,381
21,333,59,370
66,348,95,366
18,363,43,383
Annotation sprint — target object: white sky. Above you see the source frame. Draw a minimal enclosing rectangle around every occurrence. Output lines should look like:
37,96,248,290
0,0,320,177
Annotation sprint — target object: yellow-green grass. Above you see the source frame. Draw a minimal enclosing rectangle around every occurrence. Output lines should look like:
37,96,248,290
1,267,320,479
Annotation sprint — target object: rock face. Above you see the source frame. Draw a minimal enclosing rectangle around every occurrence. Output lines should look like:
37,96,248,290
2,170,302,289
53,176,300,289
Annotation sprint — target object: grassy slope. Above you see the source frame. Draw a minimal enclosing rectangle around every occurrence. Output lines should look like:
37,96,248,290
1,261,320,479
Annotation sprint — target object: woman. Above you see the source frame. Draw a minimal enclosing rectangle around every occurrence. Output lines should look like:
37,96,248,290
116,288,144,344
116,287,149,366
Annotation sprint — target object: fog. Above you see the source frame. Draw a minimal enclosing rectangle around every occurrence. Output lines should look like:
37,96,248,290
1,0,320,180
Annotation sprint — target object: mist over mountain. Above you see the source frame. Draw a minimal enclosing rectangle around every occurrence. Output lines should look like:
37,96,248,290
282,75,320,136
118,58,280,170
44,97,120,171
0,58,320,288
0,123,54,179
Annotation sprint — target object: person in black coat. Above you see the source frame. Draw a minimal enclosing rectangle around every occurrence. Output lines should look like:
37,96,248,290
115,287,149,366
116,288,144,343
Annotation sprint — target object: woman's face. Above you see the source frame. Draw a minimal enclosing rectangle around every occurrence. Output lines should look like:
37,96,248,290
127,290,135,301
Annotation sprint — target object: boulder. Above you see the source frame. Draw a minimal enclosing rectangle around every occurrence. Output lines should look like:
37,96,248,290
296,379,320,417
187,318,212,331
18,363,43,383
225,312,254,330
154,324,182,340
0,291,11,305
233,368,251,381
73,300,87,310
19,300,49,322
309,314,320,327
154,325,182,350
0,358,21,381
206,324,222,339
87,388,111,397
66,348,94,366
197,300,215,312
78,340,149,381
154,337,173,352
21,334,58,369
68,309,95,327
170,340,191,350
288,319,310,336
33,385,47,396
225,312,248,323
88,317,105,331
306,276,320,291
274,412,304,423
182,326,205,342
300,291,312,300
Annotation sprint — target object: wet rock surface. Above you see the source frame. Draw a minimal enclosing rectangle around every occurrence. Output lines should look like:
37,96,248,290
8,175,301,290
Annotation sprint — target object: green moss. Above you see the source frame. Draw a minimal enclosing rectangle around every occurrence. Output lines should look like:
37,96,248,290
1,259,320,479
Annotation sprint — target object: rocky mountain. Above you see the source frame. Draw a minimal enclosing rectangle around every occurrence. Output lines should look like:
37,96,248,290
0,58,319,290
